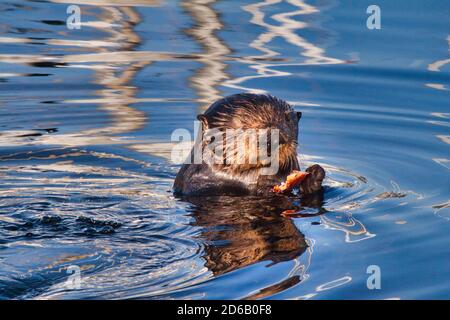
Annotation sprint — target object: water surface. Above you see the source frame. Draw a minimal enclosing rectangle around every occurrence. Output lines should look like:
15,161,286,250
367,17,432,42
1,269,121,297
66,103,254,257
0,0,449,299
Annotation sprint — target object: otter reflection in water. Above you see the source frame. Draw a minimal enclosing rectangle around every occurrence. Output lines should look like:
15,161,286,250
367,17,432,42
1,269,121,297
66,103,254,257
184,192,324,276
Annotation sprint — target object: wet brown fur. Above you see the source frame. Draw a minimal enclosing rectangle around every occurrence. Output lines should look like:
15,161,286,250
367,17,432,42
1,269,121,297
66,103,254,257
174,93,324,196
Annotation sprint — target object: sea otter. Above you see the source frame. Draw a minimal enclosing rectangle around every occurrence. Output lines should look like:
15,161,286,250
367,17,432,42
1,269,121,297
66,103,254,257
174,93,325,196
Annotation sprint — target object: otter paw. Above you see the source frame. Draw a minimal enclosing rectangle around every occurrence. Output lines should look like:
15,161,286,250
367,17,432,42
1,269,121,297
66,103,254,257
300,164,325,195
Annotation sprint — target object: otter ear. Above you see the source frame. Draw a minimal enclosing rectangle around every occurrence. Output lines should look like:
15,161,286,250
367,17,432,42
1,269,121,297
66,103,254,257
296,111,302,122
197,114,209,131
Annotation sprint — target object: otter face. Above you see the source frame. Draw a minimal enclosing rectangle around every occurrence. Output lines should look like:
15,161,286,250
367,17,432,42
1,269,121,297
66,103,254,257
196,94,301,176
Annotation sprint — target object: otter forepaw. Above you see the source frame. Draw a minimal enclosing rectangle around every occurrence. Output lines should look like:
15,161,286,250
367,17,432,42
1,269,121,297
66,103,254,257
300,164,325,195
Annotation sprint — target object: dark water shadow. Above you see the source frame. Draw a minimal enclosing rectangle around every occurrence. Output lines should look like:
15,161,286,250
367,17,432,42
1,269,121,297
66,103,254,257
179,191,324,296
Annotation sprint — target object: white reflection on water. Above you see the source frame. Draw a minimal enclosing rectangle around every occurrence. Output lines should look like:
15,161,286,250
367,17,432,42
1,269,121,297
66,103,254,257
49,0,161,7
426,35,449,91
0,3,148,146
427,33,450,219
223,0,345,93
291,275,353,300
182,0,231,109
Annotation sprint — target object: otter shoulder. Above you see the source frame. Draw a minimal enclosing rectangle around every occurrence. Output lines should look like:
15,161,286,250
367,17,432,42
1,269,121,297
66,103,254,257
174,164,251,197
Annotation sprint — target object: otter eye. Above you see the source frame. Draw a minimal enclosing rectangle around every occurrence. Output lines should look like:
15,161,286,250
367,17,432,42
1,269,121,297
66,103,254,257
284,112,293,122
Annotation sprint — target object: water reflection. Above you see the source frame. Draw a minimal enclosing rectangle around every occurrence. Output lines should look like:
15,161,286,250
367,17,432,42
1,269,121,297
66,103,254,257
49,0,161,7
0,0,232,147
426,35,450,91
428,35,450,148
182,0,231,109
0,1,151,147
182,193,323,298
225,0,344,93
81,5,147,138
186,194,322,275
427,35,449,221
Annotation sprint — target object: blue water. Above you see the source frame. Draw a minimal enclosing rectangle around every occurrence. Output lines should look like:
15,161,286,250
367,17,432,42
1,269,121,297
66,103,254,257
0,0,449,299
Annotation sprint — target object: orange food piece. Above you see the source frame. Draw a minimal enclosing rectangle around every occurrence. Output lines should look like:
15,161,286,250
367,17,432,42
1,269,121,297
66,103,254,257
272,170,309,194
281,209,297,217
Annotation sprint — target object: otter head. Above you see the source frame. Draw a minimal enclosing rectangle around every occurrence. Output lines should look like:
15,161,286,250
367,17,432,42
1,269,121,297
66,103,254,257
196,93,301,179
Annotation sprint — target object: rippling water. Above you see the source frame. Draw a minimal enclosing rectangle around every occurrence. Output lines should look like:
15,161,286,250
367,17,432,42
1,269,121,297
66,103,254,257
0,0,449,299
